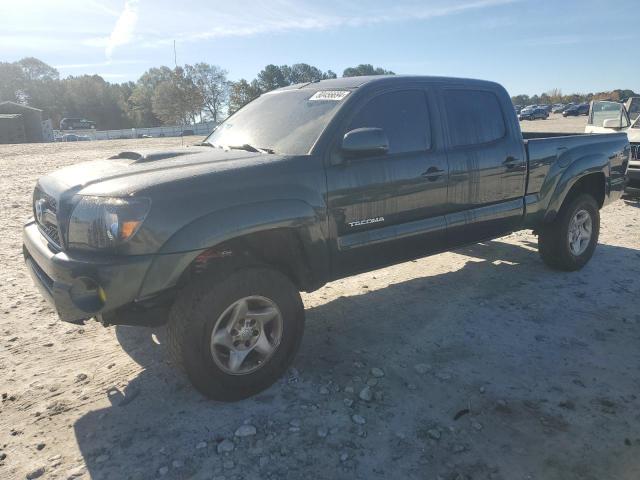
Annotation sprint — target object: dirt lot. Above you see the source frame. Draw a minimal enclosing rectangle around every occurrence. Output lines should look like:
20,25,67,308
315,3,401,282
519,113,587,134
1,126,639,480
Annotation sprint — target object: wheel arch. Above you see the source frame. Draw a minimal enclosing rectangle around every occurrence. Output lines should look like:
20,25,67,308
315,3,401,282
543,156,607,224
137,200,330,300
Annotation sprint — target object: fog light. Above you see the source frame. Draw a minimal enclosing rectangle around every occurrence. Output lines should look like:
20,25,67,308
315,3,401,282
69,277,105,313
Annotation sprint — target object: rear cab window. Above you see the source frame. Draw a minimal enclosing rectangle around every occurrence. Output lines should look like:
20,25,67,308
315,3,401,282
443,89,506,147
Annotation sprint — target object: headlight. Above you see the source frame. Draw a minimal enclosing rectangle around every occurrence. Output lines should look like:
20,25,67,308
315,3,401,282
67,196,151,250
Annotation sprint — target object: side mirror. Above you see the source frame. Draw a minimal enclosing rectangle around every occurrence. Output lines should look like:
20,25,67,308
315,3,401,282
602,118,621,129
342,128,389,157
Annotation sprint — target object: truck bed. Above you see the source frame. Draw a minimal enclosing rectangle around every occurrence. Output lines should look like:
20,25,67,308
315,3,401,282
522,131,629,225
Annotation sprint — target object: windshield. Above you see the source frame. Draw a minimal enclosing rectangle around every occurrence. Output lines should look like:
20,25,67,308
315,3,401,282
205,89,349,155
627,98,640,121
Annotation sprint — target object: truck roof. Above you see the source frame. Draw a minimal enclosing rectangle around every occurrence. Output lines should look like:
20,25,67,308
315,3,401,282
274,75,502,92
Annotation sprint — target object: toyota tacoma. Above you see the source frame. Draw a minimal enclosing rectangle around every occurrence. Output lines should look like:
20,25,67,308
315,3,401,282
23,76,630,400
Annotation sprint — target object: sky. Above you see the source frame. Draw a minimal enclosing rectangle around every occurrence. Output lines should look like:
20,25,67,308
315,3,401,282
1,0,638,96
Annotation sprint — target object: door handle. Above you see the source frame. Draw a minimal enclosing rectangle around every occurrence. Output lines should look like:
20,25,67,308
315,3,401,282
421,166,445,181
503,156,521,169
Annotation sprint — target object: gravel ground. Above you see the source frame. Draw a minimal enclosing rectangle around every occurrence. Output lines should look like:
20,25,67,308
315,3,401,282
518,113,587,134
1,128,639,480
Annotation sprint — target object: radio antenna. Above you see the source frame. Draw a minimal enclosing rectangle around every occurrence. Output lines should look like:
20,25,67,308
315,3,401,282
174,40,184,147
173,40,177,68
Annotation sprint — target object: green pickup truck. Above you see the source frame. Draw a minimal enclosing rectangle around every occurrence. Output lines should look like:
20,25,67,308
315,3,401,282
23,75,629,400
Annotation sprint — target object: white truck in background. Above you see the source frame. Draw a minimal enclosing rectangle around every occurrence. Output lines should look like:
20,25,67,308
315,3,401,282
625,97,640,122
586,99,640,194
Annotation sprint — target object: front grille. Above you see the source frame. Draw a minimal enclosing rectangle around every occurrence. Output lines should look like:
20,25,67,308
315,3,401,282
40,223,61,245
33,188,61,249
631,143,640,161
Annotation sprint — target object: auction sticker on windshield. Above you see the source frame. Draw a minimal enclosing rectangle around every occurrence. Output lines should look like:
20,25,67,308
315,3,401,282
309,90,350,101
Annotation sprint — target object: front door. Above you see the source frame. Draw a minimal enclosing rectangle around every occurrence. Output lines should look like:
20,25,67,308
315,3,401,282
326,88,449,277
439,87,527,244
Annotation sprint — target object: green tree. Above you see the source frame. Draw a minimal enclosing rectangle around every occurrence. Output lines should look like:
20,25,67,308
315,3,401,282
184,63,229,123
151,68,203,125
281,63,336,84
13,58,63,120
342,64,394,77
510,94,530,106
228,79,261,115
0,62,26,102
59,74,130,129
128,66,174,127
256,64,288,92
17,57,59,82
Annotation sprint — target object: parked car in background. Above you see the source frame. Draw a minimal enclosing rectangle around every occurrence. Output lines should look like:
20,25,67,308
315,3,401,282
514,105,522,114
552,104,566,113
23,75,629,400
563,104,589,116
586,100,639,194
519,106,549,120
60,118,96,130
60,134,91,142
538,105,553,113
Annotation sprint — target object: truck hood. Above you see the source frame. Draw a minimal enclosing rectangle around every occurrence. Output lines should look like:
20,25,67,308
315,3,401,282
38,146,285,196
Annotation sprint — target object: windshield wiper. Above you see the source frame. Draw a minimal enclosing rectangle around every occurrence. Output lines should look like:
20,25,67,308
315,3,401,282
227,144,275,154
196,142,275,154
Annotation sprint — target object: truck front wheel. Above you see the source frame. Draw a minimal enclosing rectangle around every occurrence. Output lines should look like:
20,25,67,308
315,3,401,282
538,193,600,271
167,267,305,401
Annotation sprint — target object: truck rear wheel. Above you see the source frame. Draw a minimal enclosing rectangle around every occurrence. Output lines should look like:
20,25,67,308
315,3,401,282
538,193,600,271
167,267,305,401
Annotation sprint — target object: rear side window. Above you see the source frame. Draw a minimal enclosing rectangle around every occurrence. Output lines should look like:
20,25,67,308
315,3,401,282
443,90,506,147
347,90,430,154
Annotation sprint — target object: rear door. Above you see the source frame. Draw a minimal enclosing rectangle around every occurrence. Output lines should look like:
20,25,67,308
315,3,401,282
440,87,526,244
326,87,449,276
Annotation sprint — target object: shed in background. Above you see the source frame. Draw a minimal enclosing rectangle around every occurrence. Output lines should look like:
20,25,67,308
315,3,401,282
0,101,44,143
0,114,27,144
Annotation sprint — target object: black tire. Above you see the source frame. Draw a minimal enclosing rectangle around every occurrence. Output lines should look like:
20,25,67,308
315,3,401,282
538,193,600,271
167,267,305,401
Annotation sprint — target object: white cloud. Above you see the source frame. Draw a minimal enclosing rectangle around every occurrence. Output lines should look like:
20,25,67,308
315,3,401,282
54,60,142,69
137,0,518,47
105,0,140,58
1,0,520,58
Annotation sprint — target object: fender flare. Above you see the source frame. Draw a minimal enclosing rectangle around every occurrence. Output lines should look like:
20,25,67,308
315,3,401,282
543,154,608,223
137,199,329,298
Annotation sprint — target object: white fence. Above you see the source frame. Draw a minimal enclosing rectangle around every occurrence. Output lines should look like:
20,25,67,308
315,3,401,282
53,121,216,141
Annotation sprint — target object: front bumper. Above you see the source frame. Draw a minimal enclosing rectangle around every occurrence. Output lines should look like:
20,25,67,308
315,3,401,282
23,220,154,323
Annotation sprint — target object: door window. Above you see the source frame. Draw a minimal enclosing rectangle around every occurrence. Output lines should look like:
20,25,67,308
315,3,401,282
443,90,506,147
347,90,430,154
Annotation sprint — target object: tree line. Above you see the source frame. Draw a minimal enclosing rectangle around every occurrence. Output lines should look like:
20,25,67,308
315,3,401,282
3,58,635,129
511,88,638,106
0,58,393,129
